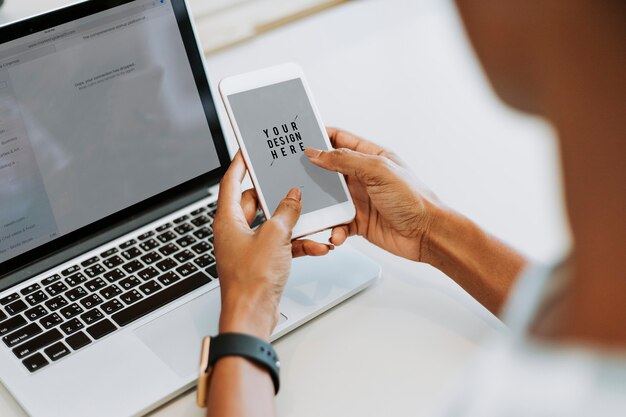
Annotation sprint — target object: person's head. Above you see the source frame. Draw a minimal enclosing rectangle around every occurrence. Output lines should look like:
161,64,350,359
454,0,625,116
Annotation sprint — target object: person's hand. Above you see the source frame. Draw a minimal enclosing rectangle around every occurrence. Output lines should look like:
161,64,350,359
305,128,443,262
213,152,331,341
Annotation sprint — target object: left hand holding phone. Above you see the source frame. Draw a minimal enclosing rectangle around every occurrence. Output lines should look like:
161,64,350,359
214,152,333,340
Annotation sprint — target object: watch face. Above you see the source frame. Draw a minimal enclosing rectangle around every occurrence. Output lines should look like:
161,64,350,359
196,336,212,408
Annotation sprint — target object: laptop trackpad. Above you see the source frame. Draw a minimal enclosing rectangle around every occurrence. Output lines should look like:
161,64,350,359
134,288,221,378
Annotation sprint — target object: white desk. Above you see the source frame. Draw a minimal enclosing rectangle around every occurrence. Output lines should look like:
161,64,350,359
0,0,569,416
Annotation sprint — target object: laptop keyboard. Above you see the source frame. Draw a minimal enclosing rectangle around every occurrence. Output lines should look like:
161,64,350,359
0,201,263,373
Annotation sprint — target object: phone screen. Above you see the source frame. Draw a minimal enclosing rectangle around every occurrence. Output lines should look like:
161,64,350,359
228,78,348,215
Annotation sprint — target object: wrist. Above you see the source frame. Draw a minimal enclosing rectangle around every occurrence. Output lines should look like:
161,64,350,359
219,293,277,341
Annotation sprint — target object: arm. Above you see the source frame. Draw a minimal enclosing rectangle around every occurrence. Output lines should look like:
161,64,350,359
207,152,330,417
307,128,527,315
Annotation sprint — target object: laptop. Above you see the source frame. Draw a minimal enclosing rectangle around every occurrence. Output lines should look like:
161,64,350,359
0,1,380,415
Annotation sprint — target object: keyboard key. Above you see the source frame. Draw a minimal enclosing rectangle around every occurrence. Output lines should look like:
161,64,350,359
24,305,48,321
174,223,194,235
101,299,124,315
61,318,84,335
208,235,214,245
103,268,125,283
0,293,19,305
140,251,162,265
65,286,88,301
176,263,198,277
6,300,28,315
100,247,118,258
84,264,106,278
103,255,124,269
45,282,68,296
85,278,107,292
208,201,217,210
22,353,49,372
44,342,70,361
99,285,122,299
122,260,144,273
194,254,215,268
41,274,61,285
176,235,196,248
173,215,189,224
60,303,83,320
138,231,154,241
45,296,68,311
139,238,160,251
0,309,5,322
158,271,180,286
80,294,103,310
86,319,116,340
137,267,159,281
20,283,41,296
39,313,63,329
81,308,104,325
206,264,218,279
13,328,63,359
66,331,91,350
3,323,42,347
0,315,27,335
81,256,100,267
250,211,266,229
112,272,211,327
121,247,142,260
119,276,142,290
61,265,80,276
156,258,177,272
158,243,179,256
155,223,171,233
193,227,211,240
191,215,210,227
191,207,206,216
139,280,161,296
157,231,177,243
119,239,137,250
25,291,48,306
191,241,211,255
174,250,195,263
65,272,87,287
120,290,143,305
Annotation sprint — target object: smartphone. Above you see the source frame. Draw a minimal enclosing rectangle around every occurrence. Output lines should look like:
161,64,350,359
219,63,355,238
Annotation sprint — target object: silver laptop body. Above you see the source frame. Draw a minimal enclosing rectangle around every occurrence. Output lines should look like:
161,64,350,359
0,1,380,415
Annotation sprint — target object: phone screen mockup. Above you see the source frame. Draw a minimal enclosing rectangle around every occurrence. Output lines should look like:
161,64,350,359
227,78,349,215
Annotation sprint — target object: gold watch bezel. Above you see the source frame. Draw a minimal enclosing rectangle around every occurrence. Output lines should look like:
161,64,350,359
196,336,213,408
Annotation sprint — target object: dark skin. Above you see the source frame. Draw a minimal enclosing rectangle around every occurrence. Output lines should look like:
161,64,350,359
207,0,626,415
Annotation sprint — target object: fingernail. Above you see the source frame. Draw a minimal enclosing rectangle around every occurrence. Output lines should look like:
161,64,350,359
288,187,302,200
304,148,323,158
327,244,335,251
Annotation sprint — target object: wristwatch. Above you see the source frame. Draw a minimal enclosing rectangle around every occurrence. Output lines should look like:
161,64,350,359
197,333,281,407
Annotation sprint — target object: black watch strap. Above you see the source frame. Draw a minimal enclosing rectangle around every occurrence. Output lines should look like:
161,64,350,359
208,333,280,394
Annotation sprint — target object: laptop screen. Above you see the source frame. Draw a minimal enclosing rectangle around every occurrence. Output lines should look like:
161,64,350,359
0,0,226,268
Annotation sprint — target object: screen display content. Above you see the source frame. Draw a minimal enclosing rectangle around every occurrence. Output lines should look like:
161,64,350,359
228,78,348,215
0,0,221,264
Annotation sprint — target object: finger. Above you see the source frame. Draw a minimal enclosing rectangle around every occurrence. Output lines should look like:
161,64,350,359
270,188,302,234
330,225,350,246
241,188,259,225
292,239,333,258
218,152,247,215
326,127,404,165
305,147,380,179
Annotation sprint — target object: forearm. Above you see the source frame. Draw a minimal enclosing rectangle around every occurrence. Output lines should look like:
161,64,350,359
422,207,527,315
207,357,276,417
206,296,278,417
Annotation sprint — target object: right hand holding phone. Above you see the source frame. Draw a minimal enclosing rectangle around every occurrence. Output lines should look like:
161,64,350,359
305,128,444,263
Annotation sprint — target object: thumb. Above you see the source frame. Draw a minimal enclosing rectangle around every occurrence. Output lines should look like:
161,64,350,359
270,188,302,234
305,147,372,179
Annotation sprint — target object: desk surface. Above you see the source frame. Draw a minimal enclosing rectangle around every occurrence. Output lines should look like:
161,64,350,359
0,0,569,416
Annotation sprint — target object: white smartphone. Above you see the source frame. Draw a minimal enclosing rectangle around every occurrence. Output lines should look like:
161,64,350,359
219,63,355,238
